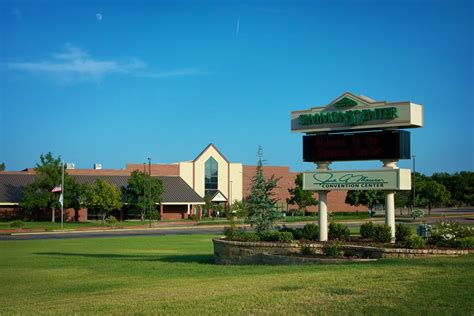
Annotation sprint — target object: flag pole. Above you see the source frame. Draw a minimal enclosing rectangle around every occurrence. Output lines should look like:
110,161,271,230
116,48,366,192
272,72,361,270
61,162,64,231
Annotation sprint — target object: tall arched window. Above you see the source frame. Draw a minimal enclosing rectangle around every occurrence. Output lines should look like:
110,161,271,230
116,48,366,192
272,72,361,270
205,157,218,196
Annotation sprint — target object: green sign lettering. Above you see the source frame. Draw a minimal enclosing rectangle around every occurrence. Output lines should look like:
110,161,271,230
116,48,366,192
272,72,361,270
298,107,398,127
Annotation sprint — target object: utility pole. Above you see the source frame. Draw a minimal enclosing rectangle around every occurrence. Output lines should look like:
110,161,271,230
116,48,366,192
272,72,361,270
61,162,64,231
143,163,146,222
412,155,416,210
148,157,152,228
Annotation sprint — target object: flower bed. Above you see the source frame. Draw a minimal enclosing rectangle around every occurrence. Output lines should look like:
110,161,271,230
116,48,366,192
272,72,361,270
213,238,469,265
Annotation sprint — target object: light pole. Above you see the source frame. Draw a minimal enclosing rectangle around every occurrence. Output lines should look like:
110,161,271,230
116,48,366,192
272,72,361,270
143,163,146,222
412,155,416,210
148,157,152,228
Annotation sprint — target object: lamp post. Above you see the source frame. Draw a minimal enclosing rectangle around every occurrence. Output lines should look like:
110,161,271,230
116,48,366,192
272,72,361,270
143,163,146,222
412,155,416,210
148,157,152,228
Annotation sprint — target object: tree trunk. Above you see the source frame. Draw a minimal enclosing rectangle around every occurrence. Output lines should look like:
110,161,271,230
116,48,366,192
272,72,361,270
120,209,124,222
428,204,432,216
51,207,55,223
75,209,79,222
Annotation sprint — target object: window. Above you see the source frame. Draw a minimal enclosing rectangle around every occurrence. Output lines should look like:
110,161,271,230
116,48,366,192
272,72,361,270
205,157,218,196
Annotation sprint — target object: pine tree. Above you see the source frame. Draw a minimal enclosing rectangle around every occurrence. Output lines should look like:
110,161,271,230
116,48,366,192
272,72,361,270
247,146,281,233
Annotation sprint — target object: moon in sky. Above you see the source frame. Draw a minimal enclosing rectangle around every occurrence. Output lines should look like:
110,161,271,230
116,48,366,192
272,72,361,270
96,13,103,21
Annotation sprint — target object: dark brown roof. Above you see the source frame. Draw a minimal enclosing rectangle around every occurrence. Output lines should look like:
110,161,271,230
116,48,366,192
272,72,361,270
0,174,204,204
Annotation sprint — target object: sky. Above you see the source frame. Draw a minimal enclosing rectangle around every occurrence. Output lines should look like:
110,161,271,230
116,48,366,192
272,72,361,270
0,0,473,175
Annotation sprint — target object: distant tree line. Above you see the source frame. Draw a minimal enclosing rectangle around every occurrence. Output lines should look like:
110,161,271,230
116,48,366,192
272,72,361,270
345,172,473,215
18,152,163,222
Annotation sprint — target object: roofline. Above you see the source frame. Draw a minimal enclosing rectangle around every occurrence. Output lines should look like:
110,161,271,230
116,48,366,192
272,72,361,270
193,143,230,163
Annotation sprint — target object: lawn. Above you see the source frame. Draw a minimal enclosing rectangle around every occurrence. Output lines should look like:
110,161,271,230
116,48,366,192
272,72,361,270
0,220,153,231
1,234,473,315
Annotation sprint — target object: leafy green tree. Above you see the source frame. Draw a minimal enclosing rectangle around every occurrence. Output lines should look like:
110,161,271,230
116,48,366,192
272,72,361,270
247,146,281,233
0,162,5,171
431,172,474,206
416,178,451,215
287,173,318,215
345,190,385,216
84,179,122,224
230,200,249,219
203,194,213,218
20,152,83,222
122,170,164,221
395,190,412,215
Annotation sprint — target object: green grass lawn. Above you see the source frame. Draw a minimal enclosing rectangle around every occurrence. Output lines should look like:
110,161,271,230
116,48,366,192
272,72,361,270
0,220,156,231
1,234,473,315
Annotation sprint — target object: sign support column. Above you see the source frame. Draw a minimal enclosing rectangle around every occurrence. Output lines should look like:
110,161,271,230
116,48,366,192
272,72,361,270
383,160,397,243
316,161,330,242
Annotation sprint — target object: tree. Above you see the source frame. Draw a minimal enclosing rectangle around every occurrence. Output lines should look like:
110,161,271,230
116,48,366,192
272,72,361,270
0,162,5,171
84,179,122,224
416,178,450,215
432,172,474,206
247,146,281,233
345,190,385,216
20,152,83,222
122,170,164,221
395,190,412,215
287,173,318,215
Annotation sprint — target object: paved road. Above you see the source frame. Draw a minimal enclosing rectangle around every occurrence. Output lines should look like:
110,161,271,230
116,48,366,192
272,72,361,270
2,211,472,241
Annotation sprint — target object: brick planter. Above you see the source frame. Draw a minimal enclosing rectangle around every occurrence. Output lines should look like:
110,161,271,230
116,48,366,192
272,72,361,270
213,238,469,265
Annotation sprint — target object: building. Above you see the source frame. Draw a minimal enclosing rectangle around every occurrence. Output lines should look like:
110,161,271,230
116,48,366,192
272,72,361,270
0,144,364,221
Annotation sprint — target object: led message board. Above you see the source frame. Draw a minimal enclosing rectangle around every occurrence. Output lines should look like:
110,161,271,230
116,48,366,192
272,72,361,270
303,130,410,162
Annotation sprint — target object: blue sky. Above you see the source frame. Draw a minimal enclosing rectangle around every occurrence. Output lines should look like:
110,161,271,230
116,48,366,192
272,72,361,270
1,0,472,175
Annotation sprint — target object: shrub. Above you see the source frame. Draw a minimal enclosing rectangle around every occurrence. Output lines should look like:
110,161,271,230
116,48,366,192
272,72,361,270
9,220,25,229
259,230,280,241
259,230,294,243
224,224,237,240
302,223,319,241
234,231,260,242
328,222,350,241
360,221,375,240
404,235,426,249
279,226,304,240
373,224,392,243
396,224,412,242
105,216,117,226
411,209,424,220
278,232,293,243
451,237,474,249
293,209,305,217
188,214,199,221
300,245,314,256
429,220,474,247
323,243,343,257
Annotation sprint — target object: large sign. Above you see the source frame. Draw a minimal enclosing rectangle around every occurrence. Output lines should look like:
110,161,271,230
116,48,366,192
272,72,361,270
303,130,411,162
291,93,423,133
303,169,411,191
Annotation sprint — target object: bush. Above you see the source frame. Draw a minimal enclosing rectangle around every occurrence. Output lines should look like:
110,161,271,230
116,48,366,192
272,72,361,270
292,209,305,217
396,224,412,242
328,222,350,241
105,216,117,226
300,245,314,256
9,220,25,229
411,209,424,220
188,214,199,221
404,235,426,249
302,223,319,241
373,224,392,243
234,231,260,242
429,220,474,247
279,225,304,240
360,221,375,240
278,232,293,243
259,230,280,241
259,230,294,243
451,237,474,249
323,243,343,257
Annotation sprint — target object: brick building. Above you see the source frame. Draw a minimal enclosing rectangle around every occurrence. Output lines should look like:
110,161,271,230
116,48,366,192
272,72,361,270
0,144,365,221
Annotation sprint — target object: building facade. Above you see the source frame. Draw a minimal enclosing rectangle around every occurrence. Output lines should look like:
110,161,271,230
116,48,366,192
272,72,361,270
0,144,365,221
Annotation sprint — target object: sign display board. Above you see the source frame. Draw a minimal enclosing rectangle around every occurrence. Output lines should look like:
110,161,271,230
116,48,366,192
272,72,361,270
303,130,411,162
303,169,411,191
291,93,423,134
